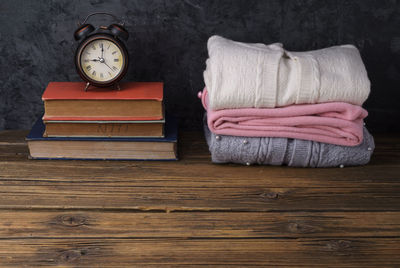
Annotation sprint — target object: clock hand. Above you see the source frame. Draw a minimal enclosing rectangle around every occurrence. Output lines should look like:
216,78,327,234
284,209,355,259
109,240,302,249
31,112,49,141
101,43,104,58
97,56,114,71
104,61,114,71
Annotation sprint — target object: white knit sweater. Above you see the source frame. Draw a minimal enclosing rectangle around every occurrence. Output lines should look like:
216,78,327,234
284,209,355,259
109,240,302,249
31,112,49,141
203,35,371,109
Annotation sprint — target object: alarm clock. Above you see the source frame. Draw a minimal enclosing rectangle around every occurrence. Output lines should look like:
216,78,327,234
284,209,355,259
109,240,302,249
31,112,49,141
74,12,129,91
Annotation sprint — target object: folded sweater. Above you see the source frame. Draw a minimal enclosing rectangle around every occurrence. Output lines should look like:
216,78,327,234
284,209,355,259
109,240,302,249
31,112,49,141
203,35,370,110
200,89,367,146
204,118,374,167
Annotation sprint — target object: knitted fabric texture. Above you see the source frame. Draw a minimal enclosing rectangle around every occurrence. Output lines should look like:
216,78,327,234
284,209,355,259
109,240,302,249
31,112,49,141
204,117,374,167
203,35,371,110
200,89,367,146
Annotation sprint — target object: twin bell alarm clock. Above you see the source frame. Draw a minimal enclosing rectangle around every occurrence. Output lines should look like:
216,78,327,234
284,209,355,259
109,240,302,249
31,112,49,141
74,12,129,91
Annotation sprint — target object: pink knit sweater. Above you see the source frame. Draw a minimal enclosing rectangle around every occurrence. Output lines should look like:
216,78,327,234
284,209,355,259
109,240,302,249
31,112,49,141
200,89,367,146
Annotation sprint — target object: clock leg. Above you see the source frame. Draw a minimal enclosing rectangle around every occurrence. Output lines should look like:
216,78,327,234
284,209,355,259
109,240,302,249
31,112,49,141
115,83,121,91
84,82,90,92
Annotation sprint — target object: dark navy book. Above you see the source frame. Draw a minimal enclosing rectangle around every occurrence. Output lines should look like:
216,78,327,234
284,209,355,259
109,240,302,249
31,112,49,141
26,116,178,160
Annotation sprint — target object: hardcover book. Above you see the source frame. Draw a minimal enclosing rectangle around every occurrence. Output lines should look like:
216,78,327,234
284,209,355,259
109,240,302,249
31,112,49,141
42,82,164,121
27,117,178,160
43,119,165,138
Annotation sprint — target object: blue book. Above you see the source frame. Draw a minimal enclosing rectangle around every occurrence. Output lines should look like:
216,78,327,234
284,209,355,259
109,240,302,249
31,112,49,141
26,116,178,160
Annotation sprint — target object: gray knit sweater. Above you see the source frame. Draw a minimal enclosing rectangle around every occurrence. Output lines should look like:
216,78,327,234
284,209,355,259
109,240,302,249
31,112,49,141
204,117,374,167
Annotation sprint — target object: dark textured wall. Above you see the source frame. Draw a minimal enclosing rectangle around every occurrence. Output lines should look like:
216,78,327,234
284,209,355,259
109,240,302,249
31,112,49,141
0,0,399,132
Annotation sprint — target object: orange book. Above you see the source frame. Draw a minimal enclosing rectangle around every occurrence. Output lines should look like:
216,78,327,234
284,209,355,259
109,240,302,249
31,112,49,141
42,82,163,121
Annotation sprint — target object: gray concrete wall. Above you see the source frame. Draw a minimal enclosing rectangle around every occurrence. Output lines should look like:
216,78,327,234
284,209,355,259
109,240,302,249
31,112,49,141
1,0,399,131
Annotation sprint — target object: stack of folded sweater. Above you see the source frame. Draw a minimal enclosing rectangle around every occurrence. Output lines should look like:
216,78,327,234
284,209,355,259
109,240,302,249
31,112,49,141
199,35,374,167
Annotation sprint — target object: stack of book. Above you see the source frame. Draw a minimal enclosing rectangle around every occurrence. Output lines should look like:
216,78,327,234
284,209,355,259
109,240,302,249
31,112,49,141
26,82,178,160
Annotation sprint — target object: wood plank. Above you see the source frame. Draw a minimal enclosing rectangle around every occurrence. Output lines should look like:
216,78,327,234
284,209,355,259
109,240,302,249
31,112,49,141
0,182,399,211
0,238,399,266
2,138,399,213
0,130,29,144
1,132,399,189
0,131,399,212
1,131,399,189
1,155,400,187
0,211,398,238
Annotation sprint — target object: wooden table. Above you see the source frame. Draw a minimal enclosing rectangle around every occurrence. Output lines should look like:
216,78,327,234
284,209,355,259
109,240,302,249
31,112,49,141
0,130,399,267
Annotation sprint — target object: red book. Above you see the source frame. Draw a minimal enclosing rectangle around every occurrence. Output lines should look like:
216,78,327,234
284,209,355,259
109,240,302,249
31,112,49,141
42,82,163,121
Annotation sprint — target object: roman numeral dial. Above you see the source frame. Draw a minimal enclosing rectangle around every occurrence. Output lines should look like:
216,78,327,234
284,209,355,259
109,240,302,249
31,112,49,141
80,38,125,83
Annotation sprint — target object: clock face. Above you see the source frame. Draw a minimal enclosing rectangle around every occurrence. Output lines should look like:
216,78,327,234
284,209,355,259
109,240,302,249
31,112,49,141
79,38,125,84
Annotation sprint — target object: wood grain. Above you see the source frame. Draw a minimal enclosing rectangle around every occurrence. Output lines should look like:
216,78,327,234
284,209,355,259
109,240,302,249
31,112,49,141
0,130,399,266
0,211,398,238
0,183,399,211
0,238,399,267
2,159,400,187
